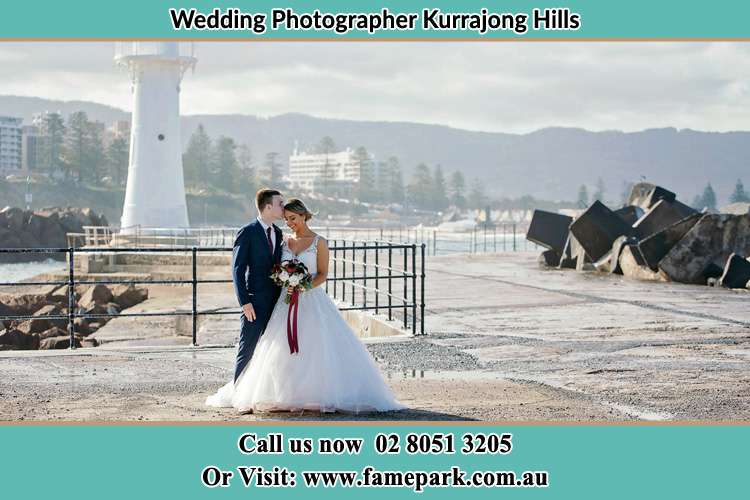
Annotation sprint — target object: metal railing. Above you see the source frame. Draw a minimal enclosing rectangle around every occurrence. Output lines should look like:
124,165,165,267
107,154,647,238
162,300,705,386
0,240,426,350
65,223,542,256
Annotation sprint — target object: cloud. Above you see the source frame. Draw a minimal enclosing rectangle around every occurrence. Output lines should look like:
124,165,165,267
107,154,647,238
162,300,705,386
1,41,749,133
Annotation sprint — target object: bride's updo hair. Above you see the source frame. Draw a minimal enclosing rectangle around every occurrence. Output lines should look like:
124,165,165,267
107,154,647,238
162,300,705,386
283,198,315,221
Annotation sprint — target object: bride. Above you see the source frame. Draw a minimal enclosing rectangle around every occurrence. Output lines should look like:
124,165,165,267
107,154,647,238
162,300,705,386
206,198,406,414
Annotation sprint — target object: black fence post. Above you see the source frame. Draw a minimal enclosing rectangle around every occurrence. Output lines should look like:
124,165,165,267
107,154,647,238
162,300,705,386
420,243,425,336
388,244,393,321
513,223,517,251
363,243,368,309
68,247,76,350
402,244,408,329
351,241,356,307
342,242,346,303
411,244,417,336
493,226,497,252
191,246,198,347
374,241,379,315
433,230,437,256
331,239,336,298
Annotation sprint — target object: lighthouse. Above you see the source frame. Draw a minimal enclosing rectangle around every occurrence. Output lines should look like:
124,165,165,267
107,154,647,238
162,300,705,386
115,42,196,233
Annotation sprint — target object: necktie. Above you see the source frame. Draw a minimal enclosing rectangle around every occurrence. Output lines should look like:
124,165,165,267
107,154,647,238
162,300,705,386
266,226,274,255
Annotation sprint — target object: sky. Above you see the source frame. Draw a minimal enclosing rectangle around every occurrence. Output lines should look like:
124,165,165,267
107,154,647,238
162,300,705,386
0,41,748,134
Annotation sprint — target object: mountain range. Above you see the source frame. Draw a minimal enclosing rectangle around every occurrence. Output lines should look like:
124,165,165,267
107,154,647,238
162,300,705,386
2,94,748,204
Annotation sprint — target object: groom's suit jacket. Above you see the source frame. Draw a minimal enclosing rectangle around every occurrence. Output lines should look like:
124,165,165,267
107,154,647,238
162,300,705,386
232,219,283,308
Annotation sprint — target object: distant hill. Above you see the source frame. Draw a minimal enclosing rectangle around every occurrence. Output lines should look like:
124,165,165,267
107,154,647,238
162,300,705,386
2,94,748,204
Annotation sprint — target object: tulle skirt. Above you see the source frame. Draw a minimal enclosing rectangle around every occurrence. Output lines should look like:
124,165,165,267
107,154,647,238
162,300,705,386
206,286,406,413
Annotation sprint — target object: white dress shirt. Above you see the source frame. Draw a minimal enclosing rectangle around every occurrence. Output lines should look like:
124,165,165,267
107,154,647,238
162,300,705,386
256,216,276,251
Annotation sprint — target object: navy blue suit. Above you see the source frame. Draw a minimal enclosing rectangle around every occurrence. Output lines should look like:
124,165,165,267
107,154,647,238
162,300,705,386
232,219,283,381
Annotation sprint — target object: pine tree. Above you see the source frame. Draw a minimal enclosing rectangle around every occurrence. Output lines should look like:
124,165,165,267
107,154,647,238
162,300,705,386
106,136,129,187
182,124,212,189
593,177,606,202
354,146,375,202
87,121,106,186
263,152,284,189
316,136,336,195
432,164,449,211
407,163,434,210
38,112,66,178
390,160,405,205
468,178,487,210
210,136,240,193
577,184,589,208
236,144,256,195
730,179,749,203
449,170,467,210
701,182,717,210
65,111,90,183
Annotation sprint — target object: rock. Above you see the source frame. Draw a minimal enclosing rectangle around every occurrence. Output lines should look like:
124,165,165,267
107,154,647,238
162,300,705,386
627,182,676,211
78,284,114,309
632,199,697,239
81,337,99,348
0,293,48,315
594,235,634,274
569,200,634,262
0,206,26,231
16,305,68,334
659,214,750,284
526,210,572,255
637,213,702,270
613,206,644,226
538,249,561,268
38,326,68,339
111,285,148,309
39,335,80,350
718,253,750,289
37,283,65,297
105,302,121,315
619,245,668,282
73,317,91,335
0,329,39,349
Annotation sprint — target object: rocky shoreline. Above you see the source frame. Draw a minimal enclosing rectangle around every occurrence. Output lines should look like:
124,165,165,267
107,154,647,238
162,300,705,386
0,283,148,350
0,206,108,263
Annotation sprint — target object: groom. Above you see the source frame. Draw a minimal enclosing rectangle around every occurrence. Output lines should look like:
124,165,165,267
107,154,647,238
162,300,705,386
232,188,285,383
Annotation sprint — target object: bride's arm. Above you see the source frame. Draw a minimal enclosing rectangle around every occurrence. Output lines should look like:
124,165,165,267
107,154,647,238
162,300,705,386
311,237,329,288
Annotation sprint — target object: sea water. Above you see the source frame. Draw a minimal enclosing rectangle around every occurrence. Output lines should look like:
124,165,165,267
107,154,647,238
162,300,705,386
0,259,65,283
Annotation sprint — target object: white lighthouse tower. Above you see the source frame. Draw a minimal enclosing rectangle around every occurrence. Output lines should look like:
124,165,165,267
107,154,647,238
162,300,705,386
115,42,196,233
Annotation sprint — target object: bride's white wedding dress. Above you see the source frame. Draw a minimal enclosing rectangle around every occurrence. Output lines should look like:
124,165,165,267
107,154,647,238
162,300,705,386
206,235,406,413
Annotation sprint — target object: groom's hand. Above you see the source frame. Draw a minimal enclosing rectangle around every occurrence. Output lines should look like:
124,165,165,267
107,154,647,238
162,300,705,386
242,303,256,322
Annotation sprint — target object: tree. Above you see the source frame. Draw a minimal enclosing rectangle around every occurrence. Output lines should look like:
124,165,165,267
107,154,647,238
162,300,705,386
730,179,750,203
448,170,467,210
236,143,256,195
87,121,106,186
210,136,240,193
182,124,212,189
316,136,336,195
354,146,376,202
407,163,434,210
577,184,589,208
390,160,405,205
263,152,284,188
106,136,129,186
621,180,634,205
697,182,717,210
432,164,449,211
468,178,487,210
38,112,66,178
65,111,90,183
593,177,606,202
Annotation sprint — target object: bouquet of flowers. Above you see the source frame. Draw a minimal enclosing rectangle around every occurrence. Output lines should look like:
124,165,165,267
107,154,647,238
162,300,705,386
270,259,313,304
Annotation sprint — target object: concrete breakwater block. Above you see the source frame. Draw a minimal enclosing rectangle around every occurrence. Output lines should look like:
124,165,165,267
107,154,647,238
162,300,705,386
594,235,635,274
659,214,750,284
636,213,702,270
627,182,677,211
632,199,698,240
619,244,667,282
526,210,572,255
538,249,561,268
570,200,634,262
718,253,750,289
613,205,644,226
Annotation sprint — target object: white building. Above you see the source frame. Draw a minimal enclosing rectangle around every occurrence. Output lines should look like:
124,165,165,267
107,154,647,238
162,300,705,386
0,116,23,175
288,147,363,192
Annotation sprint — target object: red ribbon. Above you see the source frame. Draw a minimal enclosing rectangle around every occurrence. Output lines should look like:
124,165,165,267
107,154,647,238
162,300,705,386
286,289,300,354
